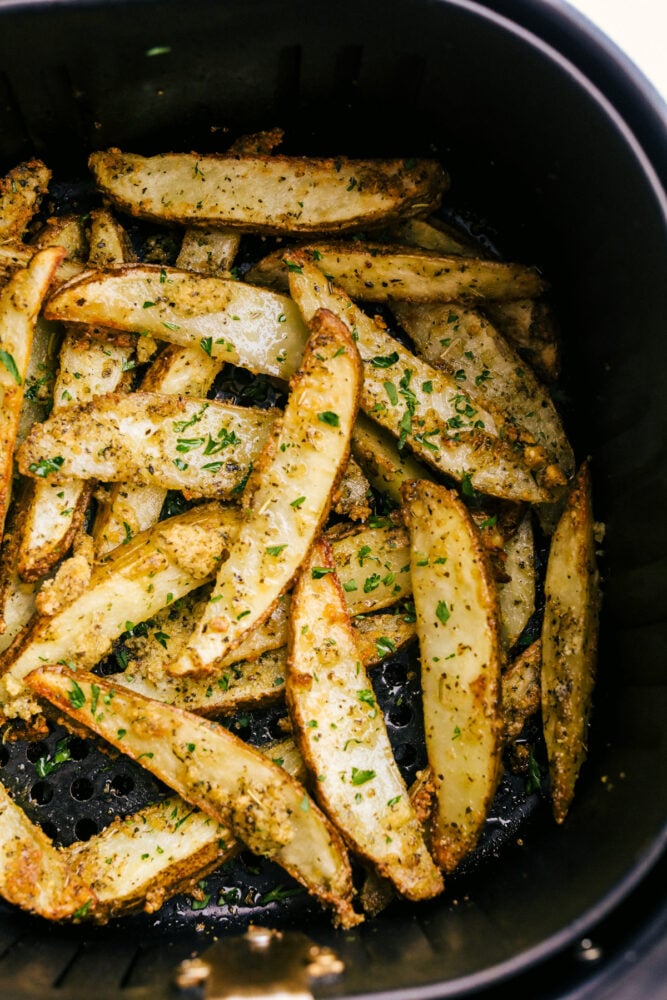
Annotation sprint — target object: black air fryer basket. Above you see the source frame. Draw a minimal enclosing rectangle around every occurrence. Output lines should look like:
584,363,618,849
0,1,666,997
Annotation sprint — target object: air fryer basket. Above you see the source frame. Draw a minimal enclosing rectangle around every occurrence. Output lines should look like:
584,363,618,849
0,0,666,997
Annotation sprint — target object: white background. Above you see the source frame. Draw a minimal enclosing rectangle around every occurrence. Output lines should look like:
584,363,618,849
566,0,667,101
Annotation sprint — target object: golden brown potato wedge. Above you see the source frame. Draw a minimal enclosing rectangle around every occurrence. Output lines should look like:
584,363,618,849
288,539,443,900
394,300,573,482
88,148,447,234
0,247,65,541
44,263,309,379
541,462,600,823
498,512,536,649
351,413,432,506
31,214,88,259
18,391,277,500
170,308,362,677
117,605,415,717
250,243,545,302
0,160,51,239
0,241,83,284
403,479,503,872
287,256,553,503
93,342,224,555
0,503,239,721
503,639,542,746
27,665,361,928
484,298,561,382
176,228,241,276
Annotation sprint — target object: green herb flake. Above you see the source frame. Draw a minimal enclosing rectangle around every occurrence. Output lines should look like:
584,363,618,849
266,544,288,557
290,496,306,509
371,351,399,369
350,767,376,786
436,600,451,625
311,566,334,579
0,349,21,385
317,410,340,427
68,680,86,710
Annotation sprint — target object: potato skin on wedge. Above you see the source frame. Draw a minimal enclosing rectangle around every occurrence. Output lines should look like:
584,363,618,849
403,480,503,872
541,461,600,823
88,149,447,234
26,666,361,928
287,540,443,901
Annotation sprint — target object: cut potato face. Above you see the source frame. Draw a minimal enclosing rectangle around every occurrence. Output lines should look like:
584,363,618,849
541,462,599,823
170,308,362,677
0,247,66,541
44,264,308,379
288,256,553,503
288,539,443,900
17,391,277,499
176,228,241,276
497,512,536,649
250,243,545,303
89,149,447,234
27,665,361,928
403,479,503,872
0,503,239,720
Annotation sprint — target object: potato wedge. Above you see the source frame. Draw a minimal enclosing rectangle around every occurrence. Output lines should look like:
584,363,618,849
250,243,545,302
503,639,542,747
329,518,412,611
288,256,553,503
541,462,600,823
117,596,415,716
44,263,309,379
0,503,239,720
176,228,241,276
17,213,136,581
89,148,447,234
484,298,561,382
387,217,482,257
0,241,82,284
170,308,362,677
16,318,61,448
0,247,65,541
288,540,443,900
94,341,224,554
31,214,88,259
0,781,91,920
393,300,573,480
351,412,431,506
0,486,37,647
0,160,51,239
18,391,277,499
27,665,361,928
403,479,503,872
498,511,536,649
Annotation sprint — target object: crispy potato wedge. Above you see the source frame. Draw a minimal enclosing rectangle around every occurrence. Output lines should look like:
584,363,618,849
332,454,371,522
329,519,412,612
94,340,224,554
288,256,552,503
171,308,362,677
541,462,600,823
250,243,545,303
27,666,361,928
0,503,239,720
176,228,241,276
0,247,65,540
0,241,83,284
387,217,482,257
16,318,61,447
394,300,573,481
403,479,503,872
17,213,136,580
0,485,37,647
44,263,309,379
31,214,88,259
484,298,561,382
503,639,542,747
351,412,431,506
288,540,443,900
89,148,447,234
498,512,536,649
117,605,415,716
0,160,51,239
18,391,277,499
0,781,91,920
